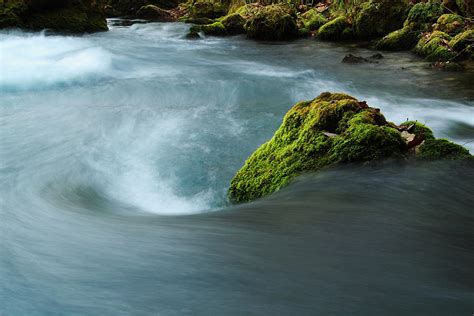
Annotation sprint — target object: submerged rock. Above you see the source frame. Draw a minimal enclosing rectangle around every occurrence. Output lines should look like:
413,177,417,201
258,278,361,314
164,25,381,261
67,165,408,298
228,92,471,203
342,53,382,64
0,0,108,33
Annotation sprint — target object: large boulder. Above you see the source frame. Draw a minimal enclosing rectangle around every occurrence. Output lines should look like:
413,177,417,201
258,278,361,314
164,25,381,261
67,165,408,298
228,92,471,203
0,0,108,33
187,0,228,19
244,4,298,41
353,0,410,38
375,23,421,50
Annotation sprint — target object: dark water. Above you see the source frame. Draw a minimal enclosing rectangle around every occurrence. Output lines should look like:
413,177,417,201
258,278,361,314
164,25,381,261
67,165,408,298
1,20,473,315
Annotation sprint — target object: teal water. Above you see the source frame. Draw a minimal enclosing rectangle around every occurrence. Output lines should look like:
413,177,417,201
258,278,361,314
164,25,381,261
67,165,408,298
1,21,473,315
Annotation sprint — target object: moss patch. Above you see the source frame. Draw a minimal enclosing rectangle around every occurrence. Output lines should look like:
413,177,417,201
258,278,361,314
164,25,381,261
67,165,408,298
298,8,327,32
317,16,350,41
415,31,457,61
375,23,421,50
418,139,472,160
434,13,465,35
354,0,409,39
244,4,298,41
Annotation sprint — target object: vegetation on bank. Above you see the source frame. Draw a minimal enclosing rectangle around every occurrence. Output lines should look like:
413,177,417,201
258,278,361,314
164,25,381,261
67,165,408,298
1,0,472,66
0,0,108,33
228,92,472,203
183,0,473,68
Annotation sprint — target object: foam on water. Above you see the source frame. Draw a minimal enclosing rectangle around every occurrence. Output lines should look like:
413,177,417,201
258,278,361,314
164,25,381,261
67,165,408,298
0,31,113,89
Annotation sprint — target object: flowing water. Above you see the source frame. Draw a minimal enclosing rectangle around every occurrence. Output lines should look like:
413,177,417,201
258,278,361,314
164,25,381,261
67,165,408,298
1,21,473,315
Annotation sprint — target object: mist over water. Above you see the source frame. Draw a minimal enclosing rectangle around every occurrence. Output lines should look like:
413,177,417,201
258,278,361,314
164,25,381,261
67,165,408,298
1,21,473,315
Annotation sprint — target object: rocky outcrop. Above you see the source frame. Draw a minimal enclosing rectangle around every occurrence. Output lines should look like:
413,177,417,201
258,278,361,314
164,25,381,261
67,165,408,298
228,92,471,203
0,0,108,32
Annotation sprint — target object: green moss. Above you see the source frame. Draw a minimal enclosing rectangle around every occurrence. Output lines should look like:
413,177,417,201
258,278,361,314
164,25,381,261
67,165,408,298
354,0,409,39
245,4,298,41
418,139,471,160
228,92,472,203
200,21,226,35
375,23,421,50
317,16,349,41
449,29,474,51
220,12,244,35
299,9,327,31
331,124,404,162
415,31,457,61
405,0,443,26
189,0,228,19
434,14,464,35
400,121,435,140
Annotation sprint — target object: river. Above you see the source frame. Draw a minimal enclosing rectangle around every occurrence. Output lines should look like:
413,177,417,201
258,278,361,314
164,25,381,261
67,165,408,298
1,20,473,315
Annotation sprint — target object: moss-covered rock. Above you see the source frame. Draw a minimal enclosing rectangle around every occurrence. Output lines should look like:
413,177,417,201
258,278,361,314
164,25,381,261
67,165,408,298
245,4,298,41
200,20,226,35
375,23,421,50
449,29,474,51
417,139,471,159
0,0,108,33
220,12,244,35
415,31,457,61
228,93,471,203
299,8,327,32
434,13,465,35
188,0,227,19
353,0,409,39
317,16,350,41
405,0,443,27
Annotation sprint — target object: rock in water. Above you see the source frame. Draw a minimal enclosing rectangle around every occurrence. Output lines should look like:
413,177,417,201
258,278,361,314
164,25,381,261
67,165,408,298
228,92,472,203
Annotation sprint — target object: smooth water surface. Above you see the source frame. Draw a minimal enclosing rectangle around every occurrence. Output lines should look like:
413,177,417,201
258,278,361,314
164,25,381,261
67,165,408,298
1,21,473,315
